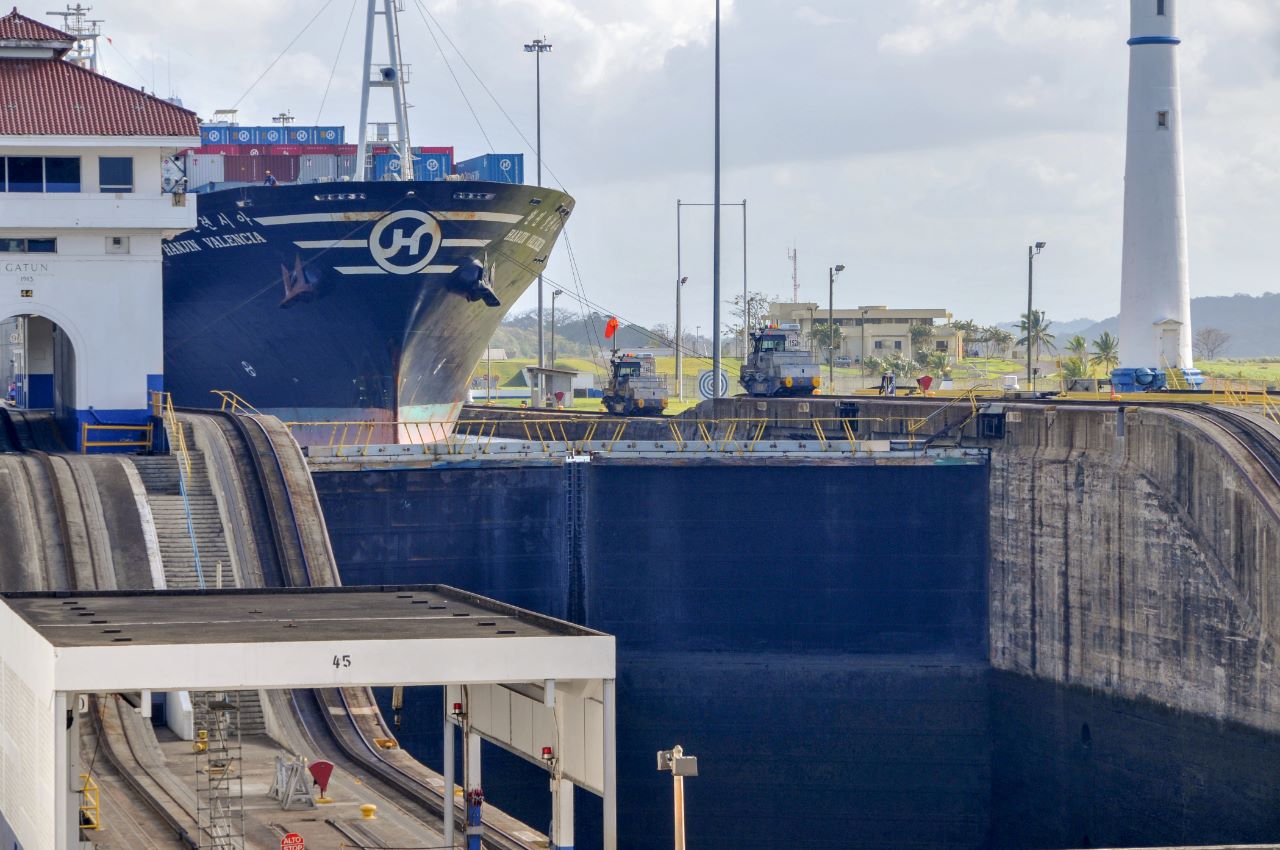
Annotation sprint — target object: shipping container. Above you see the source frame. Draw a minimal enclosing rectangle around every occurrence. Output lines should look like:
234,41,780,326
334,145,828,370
335,144,358,156
258,126,287,145
200,125,234,145
224,154,299,184
414,145,455,160
196,144,242,156
228,126,258,144
453,153,524,184
315,126,344,144
413,152,451,180
336,155,359,180
372,151,452,181
242,146,269,157
298,144,339,155
267,145,304,156
186,153,225,189
297,154,339,183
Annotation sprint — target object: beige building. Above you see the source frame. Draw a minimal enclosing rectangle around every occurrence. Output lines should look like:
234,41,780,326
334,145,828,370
765,303,964,366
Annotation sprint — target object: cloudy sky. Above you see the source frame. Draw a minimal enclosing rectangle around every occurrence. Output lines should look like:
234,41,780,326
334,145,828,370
88,0,1280,331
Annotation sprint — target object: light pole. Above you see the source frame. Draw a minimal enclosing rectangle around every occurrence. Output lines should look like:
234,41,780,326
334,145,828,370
860,307,869,386
711,0,722,398
524,36,553,398
657,746,699,850
828,264,845,389
1026,242,1046,391
675,275,688,399
696,325,701,356
550,289,563,369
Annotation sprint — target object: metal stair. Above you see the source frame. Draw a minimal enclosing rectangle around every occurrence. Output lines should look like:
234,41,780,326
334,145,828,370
130,422,233,590
192,689,266,737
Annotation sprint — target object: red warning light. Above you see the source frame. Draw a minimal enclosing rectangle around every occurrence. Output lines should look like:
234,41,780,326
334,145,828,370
541,746,554,761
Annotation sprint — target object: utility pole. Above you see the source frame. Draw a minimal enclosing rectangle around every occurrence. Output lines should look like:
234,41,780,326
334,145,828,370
1027,242,1046,391
711,0,722,398
675,275,688,400
788,244,799,303
524,36,553,398
828,264,845,389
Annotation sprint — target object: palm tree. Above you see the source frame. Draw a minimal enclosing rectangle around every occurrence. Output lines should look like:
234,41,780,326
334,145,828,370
985,327,1014,359
1067,335,1088,360
1017,310,1057,366
1060,357,1089,379
810,322,842,363
1090,332,1120,374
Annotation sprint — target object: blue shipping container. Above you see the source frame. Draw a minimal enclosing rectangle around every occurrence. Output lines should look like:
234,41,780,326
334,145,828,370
373,152,452,181
227,126,259,144
257,126,287,145
454,153,523,184
200,125,233,145
315,126,345,144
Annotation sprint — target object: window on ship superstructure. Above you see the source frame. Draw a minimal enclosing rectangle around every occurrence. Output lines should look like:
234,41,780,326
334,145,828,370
1156,0,1165,15
99,157,133,193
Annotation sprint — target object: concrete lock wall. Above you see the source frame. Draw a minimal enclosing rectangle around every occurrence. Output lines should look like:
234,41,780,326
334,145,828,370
988,405,1280,726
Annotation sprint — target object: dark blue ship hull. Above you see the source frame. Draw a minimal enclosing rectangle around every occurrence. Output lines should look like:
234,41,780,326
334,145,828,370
162,180,572,428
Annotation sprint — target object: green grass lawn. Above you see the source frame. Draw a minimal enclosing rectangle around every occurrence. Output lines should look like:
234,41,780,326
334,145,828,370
1196,359,1280,383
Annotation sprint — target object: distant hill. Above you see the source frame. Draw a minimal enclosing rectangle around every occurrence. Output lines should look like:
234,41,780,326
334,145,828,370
1072,293,1280,358
999,293,1280,358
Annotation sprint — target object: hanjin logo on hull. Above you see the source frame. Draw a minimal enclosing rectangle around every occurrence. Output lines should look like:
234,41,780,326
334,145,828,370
369,210,442,274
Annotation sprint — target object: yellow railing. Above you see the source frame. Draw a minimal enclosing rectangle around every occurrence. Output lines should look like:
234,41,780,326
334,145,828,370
151,391,192,478
284,415,947,456
80,422,153,453
151,391,205,586
211,389,262,416
79,773,100,831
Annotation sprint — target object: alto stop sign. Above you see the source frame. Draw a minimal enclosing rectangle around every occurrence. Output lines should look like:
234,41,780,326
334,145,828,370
281,833,304,850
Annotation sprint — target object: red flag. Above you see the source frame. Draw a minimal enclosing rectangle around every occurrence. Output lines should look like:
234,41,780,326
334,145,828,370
604,317,619,339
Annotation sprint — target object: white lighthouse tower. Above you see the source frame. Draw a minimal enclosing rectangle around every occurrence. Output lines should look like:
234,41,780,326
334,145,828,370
1117,0,1197,385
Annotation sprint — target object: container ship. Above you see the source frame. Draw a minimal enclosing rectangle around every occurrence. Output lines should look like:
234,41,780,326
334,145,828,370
162,130,572,427
162,134,571,426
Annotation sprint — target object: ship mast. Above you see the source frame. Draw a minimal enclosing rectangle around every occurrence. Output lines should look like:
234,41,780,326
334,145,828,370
356,0,414,181
47,3,103,72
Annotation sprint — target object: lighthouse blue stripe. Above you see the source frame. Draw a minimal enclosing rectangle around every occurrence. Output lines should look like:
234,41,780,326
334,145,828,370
1128,36,1181,46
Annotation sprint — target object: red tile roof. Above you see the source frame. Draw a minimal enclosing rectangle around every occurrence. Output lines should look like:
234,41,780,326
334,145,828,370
0,57,199,136
0,8,72,42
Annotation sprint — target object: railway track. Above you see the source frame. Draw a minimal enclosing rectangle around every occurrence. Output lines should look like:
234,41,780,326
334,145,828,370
195,407,536,850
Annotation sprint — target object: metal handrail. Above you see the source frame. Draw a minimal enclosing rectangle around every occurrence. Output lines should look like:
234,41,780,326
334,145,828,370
80,422,153,453
154,391,204,588
210,389,263,417
283,415,923,456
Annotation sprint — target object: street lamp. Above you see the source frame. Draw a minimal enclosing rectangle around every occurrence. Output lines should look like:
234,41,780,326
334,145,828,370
550,289,563,369
524,36,553,398
657,746,699,850
828,264,845,389
675,275,688,399
1026,242,1046,392
695,325,702,356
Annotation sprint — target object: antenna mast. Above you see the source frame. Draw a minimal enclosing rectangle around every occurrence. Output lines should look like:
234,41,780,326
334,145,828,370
356,0,414,182
47,4,103,72
787,244,799,303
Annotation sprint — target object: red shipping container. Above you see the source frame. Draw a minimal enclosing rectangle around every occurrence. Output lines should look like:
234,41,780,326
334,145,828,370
335,144,358,155
371,145,391,154
268,145,304,156
224,154,299,184
242,146,268,157
196,144,242,155
414,146,455,159
299,144,341,154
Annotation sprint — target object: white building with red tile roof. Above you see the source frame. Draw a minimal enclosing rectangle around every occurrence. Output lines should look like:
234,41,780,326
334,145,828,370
0,7,197,448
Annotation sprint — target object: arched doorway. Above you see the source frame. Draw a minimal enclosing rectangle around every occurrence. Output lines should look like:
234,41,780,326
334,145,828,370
1,313,76,422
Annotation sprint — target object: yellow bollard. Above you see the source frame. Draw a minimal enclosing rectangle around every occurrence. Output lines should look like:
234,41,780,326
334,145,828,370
360,804,377,820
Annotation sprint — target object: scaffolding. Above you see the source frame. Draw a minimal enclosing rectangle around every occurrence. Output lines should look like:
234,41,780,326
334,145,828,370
195,692,245,850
